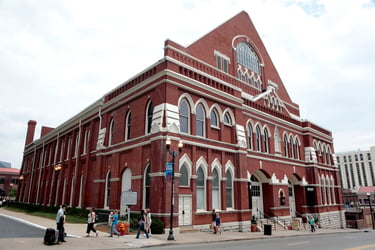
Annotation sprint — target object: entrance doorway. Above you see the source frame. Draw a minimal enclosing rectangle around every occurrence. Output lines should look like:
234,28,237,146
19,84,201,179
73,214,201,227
288,181,296,217
178,195,192,226
251,175,263,219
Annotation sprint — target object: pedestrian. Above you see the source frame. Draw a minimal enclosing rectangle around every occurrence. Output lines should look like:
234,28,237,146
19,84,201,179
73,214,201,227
110,210,120,237
309,216,315,232
136,209,149,239
86,208,98,237
108,211,113,227
145,208,152,236
56,204,67,243
211,209,217,233
214,213,221,234
302,214,307,230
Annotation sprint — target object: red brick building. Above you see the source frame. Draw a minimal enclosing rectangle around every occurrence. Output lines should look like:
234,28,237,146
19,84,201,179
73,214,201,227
17,11,344,231
0,167,20,199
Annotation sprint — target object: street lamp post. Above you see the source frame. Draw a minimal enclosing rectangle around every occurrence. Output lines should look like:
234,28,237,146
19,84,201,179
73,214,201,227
166,137,183,241
367,192,375,230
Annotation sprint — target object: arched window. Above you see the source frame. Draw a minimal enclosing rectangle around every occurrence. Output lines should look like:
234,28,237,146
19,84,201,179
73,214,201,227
295,139,300,160
327,176,332,205
109,119,115,146
196,167,205,210
179,164,189,187
145,165,150,209
210,109,219,128
146,101,153,134
196,104,205,137
256,126,262,152
236,42,261,75
322,176,327,205
247,123,253,150
289,136,294,158
223,112,232,126
331,177,336,204
105,171,111,208
226,170,233,208
237,69,242,79
125,112,132,140
264,129,269,153
283,135,288,157
212,168,220,209
83,129,90,154
179,99,190,134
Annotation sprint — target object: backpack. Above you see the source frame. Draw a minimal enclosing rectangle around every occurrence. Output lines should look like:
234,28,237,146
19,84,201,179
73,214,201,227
43,228,58,245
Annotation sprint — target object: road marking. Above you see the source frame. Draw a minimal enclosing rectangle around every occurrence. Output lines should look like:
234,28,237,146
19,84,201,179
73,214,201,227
346,244,375,250
288,241,309,246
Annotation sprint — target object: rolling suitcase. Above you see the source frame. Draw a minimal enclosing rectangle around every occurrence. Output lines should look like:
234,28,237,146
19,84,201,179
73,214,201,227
43,228,59,245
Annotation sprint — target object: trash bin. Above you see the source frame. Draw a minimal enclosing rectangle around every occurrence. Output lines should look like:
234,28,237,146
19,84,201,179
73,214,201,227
264,224,272,235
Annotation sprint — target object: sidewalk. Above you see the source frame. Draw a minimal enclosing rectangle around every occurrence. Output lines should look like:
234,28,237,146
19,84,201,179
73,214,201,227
0,207,362,250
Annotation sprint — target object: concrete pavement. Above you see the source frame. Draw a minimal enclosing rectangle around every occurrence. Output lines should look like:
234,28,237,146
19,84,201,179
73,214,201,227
0,207,362,249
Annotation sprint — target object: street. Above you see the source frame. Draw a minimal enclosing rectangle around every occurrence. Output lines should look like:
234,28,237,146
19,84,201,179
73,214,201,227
145,231,375,250
0,214,45,238
1,213,375,250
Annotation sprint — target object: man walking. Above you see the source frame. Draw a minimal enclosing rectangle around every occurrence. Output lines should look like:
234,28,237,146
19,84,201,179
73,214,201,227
56,204,67,243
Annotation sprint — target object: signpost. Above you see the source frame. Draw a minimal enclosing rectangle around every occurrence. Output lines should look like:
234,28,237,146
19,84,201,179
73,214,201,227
121,190,137,222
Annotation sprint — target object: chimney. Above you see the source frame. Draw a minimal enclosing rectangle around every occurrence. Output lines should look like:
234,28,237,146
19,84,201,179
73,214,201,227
25,120,37,146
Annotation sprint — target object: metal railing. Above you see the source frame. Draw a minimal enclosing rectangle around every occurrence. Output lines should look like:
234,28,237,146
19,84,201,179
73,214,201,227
256,210,288,231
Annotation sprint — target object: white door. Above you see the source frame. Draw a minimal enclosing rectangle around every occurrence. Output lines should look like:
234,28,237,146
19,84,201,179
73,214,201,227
251,176,263,219
289,183,296,217
178,195,192,226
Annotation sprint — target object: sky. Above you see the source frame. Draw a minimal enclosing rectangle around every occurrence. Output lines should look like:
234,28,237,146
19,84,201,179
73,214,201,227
1,0,375,169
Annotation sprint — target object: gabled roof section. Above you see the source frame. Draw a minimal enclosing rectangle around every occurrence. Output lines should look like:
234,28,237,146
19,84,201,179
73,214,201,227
184,11,299,117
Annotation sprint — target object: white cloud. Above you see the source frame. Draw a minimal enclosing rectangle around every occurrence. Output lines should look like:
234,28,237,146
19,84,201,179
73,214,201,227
1,0,375,168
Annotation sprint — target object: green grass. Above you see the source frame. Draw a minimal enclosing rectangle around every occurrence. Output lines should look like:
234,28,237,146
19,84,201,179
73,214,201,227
5,207,87,224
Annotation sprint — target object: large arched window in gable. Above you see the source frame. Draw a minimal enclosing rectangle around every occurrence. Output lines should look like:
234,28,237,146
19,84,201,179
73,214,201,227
179,99,190,134
125,112,132,141
146,101,153,134
196,104,205,137
196,167,205,210
236,42,261,75
109,119,115,146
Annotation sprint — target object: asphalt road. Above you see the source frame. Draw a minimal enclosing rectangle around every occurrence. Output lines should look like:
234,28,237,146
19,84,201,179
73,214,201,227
0,215,45,238
144,231,375,250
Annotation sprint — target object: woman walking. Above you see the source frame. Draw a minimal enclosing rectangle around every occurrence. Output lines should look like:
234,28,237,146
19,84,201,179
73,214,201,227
86,208,98,237
136,209,149,239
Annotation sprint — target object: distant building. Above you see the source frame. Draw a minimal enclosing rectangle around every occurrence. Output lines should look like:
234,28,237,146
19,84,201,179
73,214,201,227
0,161,11,168
0,167,20,198
18,11,344,230
336,146,375,190
342,186,375,229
